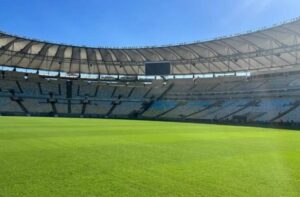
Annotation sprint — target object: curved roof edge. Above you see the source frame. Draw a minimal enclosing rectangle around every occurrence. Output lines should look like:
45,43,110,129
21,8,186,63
1,16,300,49
1,17,300,76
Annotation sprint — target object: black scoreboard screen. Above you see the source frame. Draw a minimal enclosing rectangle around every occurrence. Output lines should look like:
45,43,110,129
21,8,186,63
145,62,171,75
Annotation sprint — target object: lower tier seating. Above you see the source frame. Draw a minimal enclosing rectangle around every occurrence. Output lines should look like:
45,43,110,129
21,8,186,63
1,70,300,125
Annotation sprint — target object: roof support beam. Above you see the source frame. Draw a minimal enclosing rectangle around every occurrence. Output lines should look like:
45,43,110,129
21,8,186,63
258,31,297,60
200,43,233,72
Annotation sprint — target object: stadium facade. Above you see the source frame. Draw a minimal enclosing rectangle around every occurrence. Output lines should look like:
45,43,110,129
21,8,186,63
1,18,300,125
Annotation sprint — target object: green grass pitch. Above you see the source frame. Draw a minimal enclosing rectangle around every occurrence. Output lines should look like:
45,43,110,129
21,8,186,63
0,117,300,197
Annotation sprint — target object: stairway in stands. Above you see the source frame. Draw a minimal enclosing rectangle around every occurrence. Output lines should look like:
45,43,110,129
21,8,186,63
131,100,154,118
183,100,223,119
135,83,174,117
271,101,300,122
106,101,120,117
155,101,186,119
10,91,28,115
157,83,174,100
81,101,87,116
218,100,259,121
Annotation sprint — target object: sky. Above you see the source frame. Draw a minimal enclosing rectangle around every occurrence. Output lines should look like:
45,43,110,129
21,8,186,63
0,0,300,48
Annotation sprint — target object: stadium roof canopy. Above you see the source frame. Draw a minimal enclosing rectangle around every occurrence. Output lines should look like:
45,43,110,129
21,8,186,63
1,18,300,76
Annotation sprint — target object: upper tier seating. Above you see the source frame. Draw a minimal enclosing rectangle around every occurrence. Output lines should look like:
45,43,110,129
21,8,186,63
113,87,133,98
96,86,115,99
145,86,168,98
0,80,20,93
129,87,150,99
40,81,60,95
77,82,97,97
19,81,40,97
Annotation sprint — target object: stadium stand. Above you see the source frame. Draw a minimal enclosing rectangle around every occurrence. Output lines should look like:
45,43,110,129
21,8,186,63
0,69,300,126
1,18,300,126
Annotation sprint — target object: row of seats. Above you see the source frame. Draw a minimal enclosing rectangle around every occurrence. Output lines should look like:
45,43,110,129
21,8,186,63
1,96,296,122
167,74,300,98
0,79,167,100
150,98,298,123
0,97,145,117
